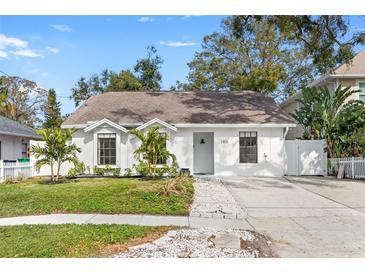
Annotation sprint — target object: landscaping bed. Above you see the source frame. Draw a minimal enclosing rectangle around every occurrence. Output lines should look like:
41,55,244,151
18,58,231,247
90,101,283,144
0,224,170,258
0,177,194,217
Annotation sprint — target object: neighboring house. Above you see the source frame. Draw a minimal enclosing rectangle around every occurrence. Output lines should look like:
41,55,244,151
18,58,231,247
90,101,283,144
0,116,41,161
281,48,365,139
62,91,296,176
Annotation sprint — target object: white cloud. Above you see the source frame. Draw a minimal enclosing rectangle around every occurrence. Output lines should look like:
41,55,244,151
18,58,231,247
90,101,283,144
0,50,8,58
0,34,28,49
50,24,72,32
159,40,198,47
46,46,60,54
138,17,154,23
9,49,43,58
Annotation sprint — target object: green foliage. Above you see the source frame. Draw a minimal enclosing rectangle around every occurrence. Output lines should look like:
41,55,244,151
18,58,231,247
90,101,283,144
176,16,365,100
178,16,315,98
124,167,133,177
267,16,365,74
129,126,177,176
94,166,105,176
108,70,143,91
134,160,149,176
70,68,145,107
0,224,165,258
0,177,194,217
43,88,62,129
93,166,121,176
30,128,81,181
67,161,86,177
292,85,365,157
0,76,47,127
134,46,163,90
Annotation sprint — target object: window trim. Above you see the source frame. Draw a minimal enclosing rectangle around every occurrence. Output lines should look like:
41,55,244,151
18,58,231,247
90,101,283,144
239,131,258,164
357,80,365,102
97,133,117,166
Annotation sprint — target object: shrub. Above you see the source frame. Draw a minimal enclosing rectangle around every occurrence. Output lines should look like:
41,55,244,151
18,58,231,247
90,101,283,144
93,166,120,176
94,166,105,176
158,176,191,196
134,160,149,176
67,161,86,177
124,168,133,177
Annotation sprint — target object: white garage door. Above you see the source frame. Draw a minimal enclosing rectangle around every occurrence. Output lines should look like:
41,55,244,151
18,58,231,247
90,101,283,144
285,139,327,176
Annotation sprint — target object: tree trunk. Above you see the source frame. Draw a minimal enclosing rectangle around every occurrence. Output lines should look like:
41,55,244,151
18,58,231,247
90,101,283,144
56,159,61,181
50,159,54,181
148,160,151,176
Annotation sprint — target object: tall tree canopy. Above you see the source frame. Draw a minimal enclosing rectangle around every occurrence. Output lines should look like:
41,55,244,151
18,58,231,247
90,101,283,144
0,76,47,127
43,88,62,129
70,46,163,106
134,46,163,90
108,70,143,91
176,16,365,100
70,69,145,107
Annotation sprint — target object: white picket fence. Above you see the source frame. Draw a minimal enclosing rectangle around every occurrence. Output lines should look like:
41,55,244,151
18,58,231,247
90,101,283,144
329,157,365,179
0,160,34,183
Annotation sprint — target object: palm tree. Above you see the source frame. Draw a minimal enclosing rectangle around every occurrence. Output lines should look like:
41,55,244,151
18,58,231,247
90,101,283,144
30,129,57,181
30,128,81,181
129,125,176,176
291,85,360,158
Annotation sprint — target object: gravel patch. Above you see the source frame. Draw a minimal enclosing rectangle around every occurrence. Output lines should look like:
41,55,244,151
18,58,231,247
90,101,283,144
117,228,260,258
190,178,247,219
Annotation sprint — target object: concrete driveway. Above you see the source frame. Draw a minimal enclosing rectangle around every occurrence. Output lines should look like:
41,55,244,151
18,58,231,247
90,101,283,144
220,176,365,257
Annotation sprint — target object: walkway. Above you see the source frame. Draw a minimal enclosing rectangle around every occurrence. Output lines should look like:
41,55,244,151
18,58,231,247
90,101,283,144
0,213,253,229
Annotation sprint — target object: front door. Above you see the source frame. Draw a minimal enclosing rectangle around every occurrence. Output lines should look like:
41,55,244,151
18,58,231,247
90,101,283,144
193,132,214,174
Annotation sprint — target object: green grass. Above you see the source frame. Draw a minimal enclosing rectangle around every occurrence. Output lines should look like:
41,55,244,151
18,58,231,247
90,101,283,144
0,177,194,217
0,224,168,257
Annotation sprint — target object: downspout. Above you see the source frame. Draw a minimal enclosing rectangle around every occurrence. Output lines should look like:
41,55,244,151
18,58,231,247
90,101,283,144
283,126,289,139
283,126,289,176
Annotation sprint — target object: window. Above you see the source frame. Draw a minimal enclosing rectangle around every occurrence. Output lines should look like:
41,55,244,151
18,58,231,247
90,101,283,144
359,82,365,103
239,131,257,163
97,133,116,165
21,143,28,158
156,132,167,165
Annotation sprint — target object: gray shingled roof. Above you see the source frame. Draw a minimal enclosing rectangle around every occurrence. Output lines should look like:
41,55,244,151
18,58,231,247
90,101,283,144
0,115,41,139
63,91,295,126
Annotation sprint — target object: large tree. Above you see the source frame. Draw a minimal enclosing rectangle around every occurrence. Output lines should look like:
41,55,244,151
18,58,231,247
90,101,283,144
0,76,47,127
42,89,62,129
177,16,365,100
70,69,113,107
108,70,143,91
134,46,163,90
71,68,145,107
179,16,314,98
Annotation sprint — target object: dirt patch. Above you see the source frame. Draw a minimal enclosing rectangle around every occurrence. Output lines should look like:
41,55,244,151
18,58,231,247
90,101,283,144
240,230,278,258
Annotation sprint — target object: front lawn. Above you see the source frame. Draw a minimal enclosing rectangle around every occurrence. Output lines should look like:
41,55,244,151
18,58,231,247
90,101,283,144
0,224,169,257
0,177,194,217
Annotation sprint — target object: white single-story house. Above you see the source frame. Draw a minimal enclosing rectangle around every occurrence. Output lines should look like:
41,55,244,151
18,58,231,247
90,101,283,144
0,115,41,161
62,91,297,176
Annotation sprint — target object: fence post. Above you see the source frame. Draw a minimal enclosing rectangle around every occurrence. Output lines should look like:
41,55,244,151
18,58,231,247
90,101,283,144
351,157,355,179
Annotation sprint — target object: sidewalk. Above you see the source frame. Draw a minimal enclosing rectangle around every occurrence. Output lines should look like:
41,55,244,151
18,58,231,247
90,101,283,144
0,214,253,229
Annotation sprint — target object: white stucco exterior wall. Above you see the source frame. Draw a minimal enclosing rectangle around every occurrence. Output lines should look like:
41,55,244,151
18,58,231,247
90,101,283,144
33,124,287,177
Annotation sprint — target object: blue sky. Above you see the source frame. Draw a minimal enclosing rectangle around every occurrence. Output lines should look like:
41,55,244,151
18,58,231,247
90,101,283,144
0,15,364,116
0,16,225,115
